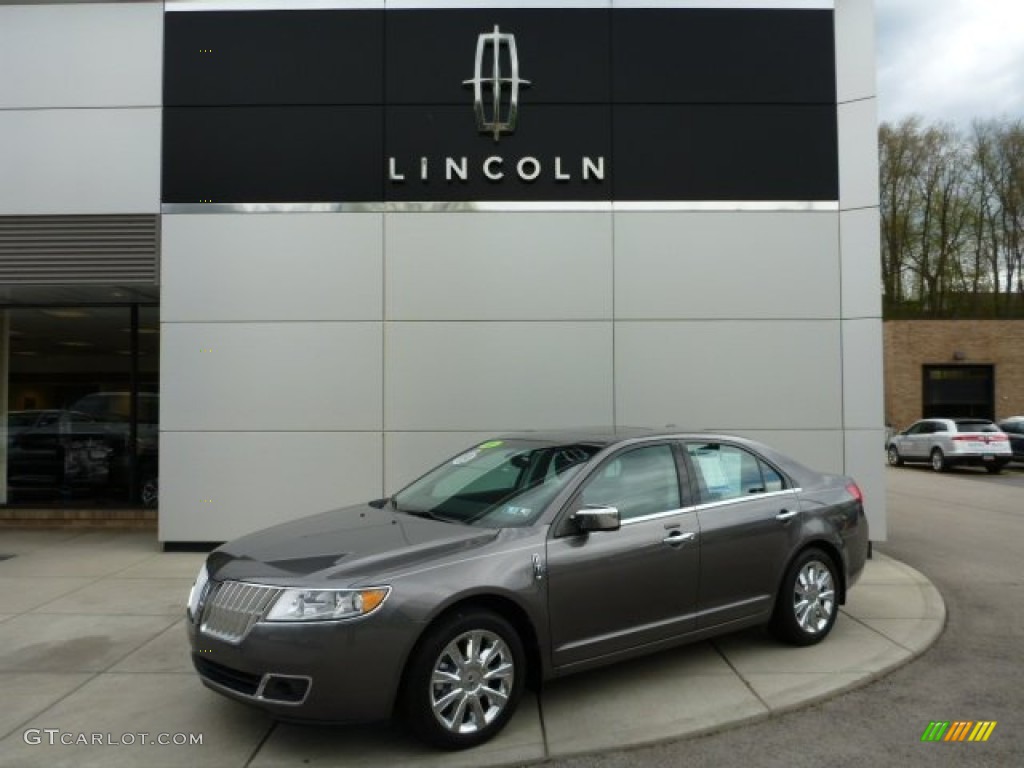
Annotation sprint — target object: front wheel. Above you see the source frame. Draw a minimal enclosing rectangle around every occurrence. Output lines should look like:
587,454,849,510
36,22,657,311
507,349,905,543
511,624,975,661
401,609,525,750
886,445,903,467
931,448,947,472
771,548,839,646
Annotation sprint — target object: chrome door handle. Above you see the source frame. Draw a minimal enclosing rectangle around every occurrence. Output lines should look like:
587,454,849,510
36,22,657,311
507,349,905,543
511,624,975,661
662,530,696,546
775,510,798,522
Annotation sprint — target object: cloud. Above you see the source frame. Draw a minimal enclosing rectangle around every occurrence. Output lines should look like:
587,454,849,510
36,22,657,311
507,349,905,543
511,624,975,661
877,0,1024,125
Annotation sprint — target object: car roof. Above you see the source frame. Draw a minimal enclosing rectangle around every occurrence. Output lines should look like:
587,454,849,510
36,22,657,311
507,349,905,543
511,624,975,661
492,427,762,448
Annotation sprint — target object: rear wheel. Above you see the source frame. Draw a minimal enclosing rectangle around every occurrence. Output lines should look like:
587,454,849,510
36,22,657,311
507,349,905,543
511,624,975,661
931,448,947,472
401,609,525,750
771,548,839,646
985,463,1003,475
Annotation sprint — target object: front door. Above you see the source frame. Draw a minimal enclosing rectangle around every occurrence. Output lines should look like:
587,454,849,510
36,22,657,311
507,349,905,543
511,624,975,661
546,443,699,670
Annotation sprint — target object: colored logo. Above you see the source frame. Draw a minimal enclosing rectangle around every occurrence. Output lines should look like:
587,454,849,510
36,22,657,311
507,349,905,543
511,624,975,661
463,25,531,142
921,721,997,742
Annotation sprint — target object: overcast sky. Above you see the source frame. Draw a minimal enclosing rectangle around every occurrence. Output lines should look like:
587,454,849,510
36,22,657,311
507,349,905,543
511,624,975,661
876,0,1024,126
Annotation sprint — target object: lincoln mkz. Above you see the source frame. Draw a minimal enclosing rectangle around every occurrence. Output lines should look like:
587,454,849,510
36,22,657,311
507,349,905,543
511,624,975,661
187,430,869,749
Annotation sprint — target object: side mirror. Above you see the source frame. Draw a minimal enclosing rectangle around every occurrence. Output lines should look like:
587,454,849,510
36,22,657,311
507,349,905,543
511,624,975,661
571,505,621,533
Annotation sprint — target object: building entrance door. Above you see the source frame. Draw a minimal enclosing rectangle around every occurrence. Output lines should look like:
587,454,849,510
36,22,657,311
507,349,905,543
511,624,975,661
922,365,995,421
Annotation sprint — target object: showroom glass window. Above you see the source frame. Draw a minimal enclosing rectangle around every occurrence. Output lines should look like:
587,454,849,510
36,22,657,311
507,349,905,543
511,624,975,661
2,306,158,508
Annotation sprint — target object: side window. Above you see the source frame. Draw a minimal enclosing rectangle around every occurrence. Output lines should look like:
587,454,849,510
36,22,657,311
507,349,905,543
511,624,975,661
579,444,681,521
686,443,785,503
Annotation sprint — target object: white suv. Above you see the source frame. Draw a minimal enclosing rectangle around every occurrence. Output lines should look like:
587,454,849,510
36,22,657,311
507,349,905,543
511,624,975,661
887,418,1011,474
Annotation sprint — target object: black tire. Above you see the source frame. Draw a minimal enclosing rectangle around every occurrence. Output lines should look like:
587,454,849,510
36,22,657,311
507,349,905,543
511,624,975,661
886,445,903,467
771,548,840,647
401,609,525,750
931,448,947,472
985,463,1003,475
140,475,158,508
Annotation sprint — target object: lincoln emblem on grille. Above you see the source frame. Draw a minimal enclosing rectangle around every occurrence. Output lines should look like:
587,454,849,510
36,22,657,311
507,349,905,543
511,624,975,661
463,25,531,142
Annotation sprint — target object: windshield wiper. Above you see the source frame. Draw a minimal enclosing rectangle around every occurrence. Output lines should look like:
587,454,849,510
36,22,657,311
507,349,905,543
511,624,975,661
398,507,458,524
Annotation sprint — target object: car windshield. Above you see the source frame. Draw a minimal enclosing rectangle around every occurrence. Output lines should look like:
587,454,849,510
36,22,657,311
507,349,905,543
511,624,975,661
392,439,601,528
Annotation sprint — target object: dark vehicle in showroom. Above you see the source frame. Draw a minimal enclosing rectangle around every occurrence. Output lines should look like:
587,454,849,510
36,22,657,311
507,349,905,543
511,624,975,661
996,417,1024,463
886,418,1012,473
6,409,115,497
187,430,869,749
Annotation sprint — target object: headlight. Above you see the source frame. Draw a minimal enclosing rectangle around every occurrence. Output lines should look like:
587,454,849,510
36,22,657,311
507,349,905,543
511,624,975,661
265,587,390,622
187,563,210,621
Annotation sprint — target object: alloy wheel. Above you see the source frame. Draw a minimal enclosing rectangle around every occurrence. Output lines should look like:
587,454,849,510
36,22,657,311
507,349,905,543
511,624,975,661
792,559,836,635
429,629,515,735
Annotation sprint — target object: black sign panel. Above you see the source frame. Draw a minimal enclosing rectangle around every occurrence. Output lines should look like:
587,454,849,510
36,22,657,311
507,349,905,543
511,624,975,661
162,7,838,204
612,9,836,104
614,105,838,201
164,11,384,106
162,107,382,204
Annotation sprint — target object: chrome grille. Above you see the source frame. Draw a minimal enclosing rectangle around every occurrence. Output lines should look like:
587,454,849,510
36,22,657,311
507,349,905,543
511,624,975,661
200,581,282,644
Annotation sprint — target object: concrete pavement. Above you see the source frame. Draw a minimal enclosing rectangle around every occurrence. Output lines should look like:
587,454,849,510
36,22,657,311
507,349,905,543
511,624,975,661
0,529,944,768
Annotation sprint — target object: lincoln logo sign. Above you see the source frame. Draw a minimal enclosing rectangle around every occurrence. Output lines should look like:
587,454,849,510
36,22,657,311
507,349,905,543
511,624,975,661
463,24,530,142
386,25,606,187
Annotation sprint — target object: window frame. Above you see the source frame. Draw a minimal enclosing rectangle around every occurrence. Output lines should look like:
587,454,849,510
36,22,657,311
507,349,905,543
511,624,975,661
680,440,793,507
553,440,695,536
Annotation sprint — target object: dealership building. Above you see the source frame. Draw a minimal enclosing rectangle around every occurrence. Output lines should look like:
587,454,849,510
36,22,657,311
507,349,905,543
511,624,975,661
0,0,884,543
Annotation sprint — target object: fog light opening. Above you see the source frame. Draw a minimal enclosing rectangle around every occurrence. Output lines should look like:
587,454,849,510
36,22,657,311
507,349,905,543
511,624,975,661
260,675,311,704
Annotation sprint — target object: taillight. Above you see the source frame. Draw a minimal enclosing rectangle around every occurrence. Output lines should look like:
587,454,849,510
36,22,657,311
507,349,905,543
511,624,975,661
846,481,864,504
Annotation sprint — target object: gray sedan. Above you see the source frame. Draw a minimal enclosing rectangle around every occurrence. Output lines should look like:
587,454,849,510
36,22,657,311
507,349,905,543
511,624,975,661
187,430,869,749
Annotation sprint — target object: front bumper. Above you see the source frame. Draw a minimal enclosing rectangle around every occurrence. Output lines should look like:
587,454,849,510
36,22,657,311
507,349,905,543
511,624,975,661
187,607,423,723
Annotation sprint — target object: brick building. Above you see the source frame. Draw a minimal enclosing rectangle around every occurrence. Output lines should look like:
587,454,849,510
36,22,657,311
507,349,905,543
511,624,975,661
884,320,1024,431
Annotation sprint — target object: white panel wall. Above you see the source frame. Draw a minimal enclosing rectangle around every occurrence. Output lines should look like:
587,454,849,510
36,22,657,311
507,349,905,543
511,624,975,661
837,0,885,537
841,207,882,319
842,318,884,429
834,0,876,104
0,3,162,109
844,429,886,538
162,214,384,322
838,98,881,212
161,322,383,432
159,432,383,542
615,213,840,319
385,321,613,430
615,320,843,430
0,109,160,215
386,213,612,320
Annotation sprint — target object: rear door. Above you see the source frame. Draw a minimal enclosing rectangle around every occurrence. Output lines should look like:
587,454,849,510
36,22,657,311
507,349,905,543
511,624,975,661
684,441,803,628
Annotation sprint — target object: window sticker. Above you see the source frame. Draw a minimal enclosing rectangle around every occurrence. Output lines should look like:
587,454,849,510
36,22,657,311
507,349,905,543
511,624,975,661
479,440,505,450
451,449,480,465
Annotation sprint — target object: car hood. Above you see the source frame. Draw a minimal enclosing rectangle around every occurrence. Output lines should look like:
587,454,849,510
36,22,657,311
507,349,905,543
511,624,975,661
207,503,500,586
